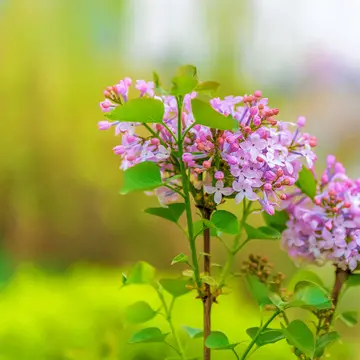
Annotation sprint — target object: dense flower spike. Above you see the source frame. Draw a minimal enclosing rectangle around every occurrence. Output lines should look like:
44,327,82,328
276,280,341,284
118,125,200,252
282,155,360,271
98,77,316,214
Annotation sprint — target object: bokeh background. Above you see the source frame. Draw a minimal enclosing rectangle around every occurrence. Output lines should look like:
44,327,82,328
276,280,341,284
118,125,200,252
1,0,360,359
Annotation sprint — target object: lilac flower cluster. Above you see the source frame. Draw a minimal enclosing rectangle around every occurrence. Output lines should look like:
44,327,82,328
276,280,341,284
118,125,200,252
282,156,360,271
98,78,317,213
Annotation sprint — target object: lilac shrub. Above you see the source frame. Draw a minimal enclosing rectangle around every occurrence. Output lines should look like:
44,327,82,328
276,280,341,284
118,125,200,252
97,66,354,360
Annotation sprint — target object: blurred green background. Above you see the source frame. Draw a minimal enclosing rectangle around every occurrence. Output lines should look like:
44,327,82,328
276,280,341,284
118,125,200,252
1,0,360,359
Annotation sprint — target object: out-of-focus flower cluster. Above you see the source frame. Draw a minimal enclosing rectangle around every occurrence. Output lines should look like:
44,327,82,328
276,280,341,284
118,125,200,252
282,155,360,271
98,77,317,214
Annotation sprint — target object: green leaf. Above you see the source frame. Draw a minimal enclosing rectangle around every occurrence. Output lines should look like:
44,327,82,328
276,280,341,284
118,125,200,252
295,167,317,200
126,261,155,285
282,320,315,358
153,71,161,89
144,203,185,224
120,161,162,194
246,327,285,347
182,269,194,277
191,99,237,131
245,275,272,309
211,210,239,234
171,253,189,265
202,276,217,287
195,81,220,95
171,65,198,95
182,325,203,339
269,293,286,310
287,270,325,293
314,331,340,357
345,273,360,289
339,311,358,327
105,97,165,123
244,224,281,240
193,219,214,239
262,210,289,232
159,278,191,297
287,281,332,310
128,327,168,344
125,301,157,324
205,331,238,350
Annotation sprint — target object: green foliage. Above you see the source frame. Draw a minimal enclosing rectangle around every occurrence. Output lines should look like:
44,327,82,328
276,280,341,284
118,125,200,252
171,65,198,95
295,167,317,199
129,327,168,344
125,301,157,324
287,281,332,310
144,203,186,224
171,253,189,265
244,224,281,240
182,326,203,339
245,275,272,309
105,98,165,123
314,331,340,358
287,269,326,293
159,278,191,297
345,273,360,289
126,261,155,285
262,210,289,232
211,210,239,234
194,81,220,95
205,331,238,350
282,320,315,358
120,162,163,194
339,311,358,327
246,327,284,347
191,99,237,131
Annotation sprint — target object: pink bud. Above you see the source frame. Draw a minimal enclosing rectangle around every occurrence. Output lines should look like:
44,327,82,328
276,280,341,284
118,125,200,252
280,194,287,200
126,154,136,161
326,155,336,167
113,145,125,155
334,162,346,174
254,90,262,98
182,153,193,163
203,160,211,169
155,124,163,131
325,220,333,230
297,116,306,127
218,138,224,145
253,115,261,126
309,136,317,147
256,156,264,162
98,121,113,130
264,183,272,191
214,171,224,180
272,108,279,115
344,201,351,208
194,124,201,131
276,169,284,177
249,106,258,116
151,138,160,146
127,135,137,143
103,90,111,97
321,173,329,184
264,204,275,216
243,126,252,134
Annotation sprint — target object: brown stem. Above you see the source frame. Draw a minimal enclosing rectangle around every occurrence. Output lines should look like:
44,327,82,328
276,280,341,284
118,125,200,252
202,207,213,360
327,267,350,326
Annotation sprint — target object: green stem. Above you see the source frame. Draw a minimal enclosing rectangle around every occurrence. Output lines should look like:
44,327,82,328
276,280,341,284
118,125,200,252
176,95,202,291
181,122,196,141
240,310,280,360
232,348,240,360
155,286,186,360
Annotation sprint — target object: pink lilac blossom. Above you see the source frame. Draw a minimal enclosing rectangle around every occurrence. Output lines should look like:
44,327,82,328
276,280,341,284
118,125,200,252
282,155,360,271
98,78,317,212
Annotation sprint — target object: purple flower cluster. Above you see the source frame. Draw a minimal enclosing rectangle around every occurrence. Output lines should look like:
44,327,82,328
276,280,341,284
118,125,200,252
282,156,360,271
98,78,317,213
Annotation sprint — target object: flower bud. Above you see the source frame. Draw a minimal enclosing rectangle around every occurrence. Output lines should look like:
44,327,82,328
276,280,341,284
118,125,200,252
203,160,211,169
254,90,262,98
297,116,306,127
151,138,160,146
280,194,287,200
250,106,258,116
182,153,193,163
264,183,272,191
98,121,113,130
214,171,224,180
